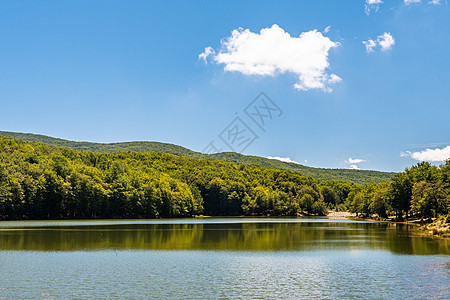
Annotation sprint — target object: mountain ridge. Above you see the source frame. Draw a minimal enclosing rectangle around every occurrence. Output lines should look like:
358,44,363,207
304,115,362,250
0,131,395,184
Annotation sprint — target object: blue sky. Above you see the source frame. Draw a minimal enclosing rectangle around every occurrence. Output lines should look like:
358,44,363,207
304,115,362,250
0,0,449,172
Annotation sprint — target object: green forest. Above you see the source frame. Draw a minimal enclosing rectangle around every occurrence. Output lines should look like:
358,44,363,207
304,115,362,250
0,135,448,221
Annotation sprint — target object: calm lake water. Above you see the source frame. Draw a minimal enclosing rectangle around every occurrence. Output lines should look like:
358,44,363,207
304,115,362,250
0,218,449,299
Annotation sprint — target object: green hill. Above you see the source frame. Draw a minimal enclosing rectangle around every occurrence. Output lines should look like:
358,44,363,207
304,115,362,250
0,131,395,184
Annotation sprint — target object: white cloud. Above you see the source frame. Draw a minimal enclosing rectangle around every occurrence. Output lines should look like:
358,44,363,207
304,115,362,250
345,158,366,164
323,25,331,33
378,32,395,51
345,158,366,170
363,32,395,52
200,24,341,92
404,0,445,5
363,39,377,52
401,146,450,162
267,156,301,164
365,0,383,15
199,47,215,63
328,74,342,84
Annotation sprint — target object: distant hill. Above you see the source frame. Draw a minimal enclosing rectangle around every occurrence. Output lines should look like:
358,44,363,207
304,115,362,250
208,152,396,184
0,131,197,157
0,131,395,184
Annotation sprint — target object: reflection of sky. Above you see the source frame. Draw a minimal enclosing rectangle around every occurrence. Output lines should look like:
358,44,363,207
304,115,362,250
1,250,447,299
0,217,373,228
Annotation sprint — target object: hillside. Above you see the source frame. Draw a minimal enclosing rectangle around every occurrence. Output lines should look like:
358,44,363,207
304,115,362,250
0,131,395,184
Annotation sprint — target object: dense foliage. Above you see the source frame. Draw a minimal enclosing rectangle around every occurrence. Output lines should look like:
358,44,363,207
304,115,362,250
0,131,395,184
346,162,450,221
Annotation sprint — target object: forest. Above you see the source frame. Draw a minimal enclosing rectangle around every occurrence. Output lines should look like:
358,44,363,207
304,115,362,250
0,135,448,221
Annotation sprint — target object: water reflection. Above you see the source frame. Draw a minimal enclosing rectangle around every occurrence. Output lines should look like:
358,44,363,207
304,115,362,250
0,219,448,254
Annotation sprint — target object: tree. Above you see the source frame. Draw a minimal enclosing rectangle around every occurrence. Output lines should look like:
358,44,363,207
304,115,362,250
41,170,66,218
311,201,328,216
369,181,390,218
388,173,412,220
299,194,314,214
321,186,339,209
412,181,448,218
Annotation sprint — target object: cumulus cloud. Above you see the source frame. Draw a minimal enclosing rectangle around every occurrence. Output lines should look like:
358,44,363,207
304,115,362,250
365,0,383,15
401,146,450,162
199,24,341,92
345,158,366,164
404,0,421,4
267,156,301,164
363,32,395,52
323,25,331,33
349,165,360,170
378,32,395,50
429,0,441,4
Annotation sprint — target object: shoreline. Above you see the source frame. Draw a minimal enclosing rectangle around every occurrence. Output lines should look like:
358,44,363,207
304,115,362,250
326,211,355,219
326,211,450,239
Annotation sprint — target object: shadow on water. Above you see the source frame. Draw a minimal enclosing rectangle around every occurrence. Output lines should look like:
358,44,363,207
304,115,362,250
0,219,448,254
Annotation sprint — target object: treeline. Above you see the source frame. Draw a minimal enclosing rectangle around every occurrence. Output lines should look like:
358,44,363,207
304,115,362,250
0,136,448,221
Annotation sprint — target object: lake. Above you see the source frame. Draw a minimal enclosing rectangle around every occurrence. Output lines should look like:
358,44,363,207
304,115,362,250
0,218,449,299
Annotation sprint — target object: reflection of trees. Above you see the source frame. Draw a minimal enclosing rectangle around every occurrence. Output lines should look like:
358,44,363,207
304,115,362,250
382,223,450,255
0,222,448,254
